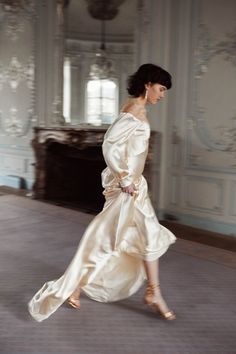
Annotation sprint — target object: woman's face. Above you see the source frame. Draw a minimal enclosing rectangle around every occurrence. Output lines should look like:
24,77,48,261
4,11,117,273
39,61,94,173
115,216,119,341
145,83,167,104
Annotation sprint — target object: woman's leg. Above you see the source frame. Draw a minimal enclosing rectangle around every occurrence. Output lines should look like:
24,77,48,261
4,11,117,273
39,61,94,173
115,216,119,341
143,259,172,314
70,287,80,299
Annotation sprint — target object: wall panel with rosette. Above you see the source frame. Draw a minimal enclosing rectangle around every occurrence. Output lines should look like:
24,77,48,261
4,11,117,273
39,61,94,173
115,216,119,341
0,0,64,189
0,1,36,188
164,0,236,236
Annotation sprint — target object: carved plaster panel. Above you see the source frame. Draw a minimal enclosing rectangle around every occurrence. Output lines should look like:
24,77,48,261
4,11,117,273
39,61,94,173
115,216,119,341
187,0,236,171
0,56,35,92
184,176,224,214
169,175,180,206
0,108,33,137
0,1,35,41
0,1,36,137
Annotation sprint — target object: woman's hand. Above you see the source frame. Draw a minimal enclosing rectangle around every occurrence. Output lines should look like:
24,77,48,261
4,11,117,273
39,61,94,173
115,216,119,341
121,183,137,196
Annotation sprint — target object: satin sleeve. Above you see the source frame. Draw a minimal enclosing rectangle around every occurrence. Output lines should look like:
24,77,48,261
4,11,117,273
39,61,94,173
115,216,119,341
102,114,141,188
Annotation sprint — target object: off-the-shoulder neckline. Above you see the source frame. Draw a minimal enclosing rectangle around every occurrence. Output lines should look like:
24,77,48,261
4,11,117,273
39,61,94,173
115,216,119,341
120,111,150,126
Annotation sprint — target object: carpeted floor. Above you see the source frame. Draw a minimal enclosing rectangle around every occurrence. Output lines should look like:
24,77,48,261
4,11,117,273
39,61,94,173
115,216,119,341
0,195,236,354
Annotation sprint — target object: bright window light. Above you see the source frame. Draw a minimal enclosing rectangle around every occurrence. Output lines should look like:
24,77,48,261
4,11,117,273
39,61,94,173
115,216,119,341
86,79,118,125
63,58,71,123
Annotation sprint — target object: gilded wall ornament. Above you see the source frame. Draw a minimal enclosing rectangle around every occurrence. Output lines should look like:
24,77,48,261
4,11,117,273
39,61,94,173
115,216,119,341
8,56,24,91
0,56,35,92
4,11,25,41
0,1,35,41
0,1,36,137
194,24,213,79
51,96,65,126
0,107,31,137
191,24,236,153
215,30,236,67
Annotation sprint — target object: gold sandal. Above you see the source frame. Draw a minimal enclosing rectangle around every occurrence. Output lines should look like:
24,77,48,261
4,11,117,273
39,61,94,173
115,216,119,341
67,288,81,309
67,297,81,309
144,283,176,320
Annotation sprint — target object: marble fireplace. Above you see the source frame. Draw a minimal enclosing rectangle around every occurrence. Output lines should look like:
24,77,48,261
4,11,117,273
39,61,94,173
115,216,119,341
32,126,161,213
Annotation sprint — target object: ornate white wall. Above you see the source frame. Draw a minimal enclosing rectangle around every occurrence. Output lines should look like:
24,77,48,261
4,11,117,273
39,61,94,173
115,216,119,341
168,0,236,235
0,1,36,188
135,0,236,235
0,0,64,188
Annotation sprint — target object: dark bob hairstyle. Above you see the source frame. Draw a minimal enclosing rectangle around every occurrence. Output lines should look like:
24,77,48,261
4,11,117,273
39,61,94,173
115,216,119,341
127,63,172,97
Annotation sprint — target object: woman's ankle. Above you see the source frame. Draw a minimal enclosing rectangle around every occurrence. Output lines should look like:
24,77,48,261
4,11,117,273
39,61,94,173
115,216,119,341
71,288,80,298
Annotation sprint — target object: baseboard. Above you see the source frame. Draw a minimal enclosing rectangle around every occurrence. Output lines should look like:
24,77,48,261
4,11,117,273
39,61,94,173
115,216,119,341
157,209,236,237
160,220,236,252
0,175,33,189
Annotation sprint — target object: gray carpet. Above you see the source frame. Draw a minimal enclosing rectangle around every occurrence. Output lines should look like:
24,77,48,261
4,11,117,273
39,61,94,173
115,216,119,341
0,195,236,354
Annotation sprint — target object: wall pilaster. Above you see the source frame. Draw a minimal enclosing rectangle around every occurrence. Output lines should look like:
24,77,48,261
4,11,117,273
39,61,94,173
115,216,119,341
35,0,65,127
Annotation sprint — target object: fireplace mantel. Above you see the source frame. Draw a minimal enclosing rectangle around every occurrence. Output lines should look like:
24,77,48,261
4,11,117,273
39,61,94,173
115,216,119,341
34,125,109,148
32,126,161,213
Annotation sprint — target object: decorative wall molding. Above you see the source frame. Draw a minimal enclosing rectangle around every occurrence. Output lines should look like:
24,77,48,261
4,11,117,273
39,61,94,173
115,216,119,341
0,56,35,92
51,0,65,126
169,175,180,206
148,0,236,235
184,175,224,214
0,150,34,189
3,11,25,41
0,1,36,41
193,23,212,79
194,24,236,79
0,0,36,137
66,38,134,57
191,23,236,152
66,30,133,44
0,108,33,137
213,30,236,68
51,95,65,126
186,0,236,172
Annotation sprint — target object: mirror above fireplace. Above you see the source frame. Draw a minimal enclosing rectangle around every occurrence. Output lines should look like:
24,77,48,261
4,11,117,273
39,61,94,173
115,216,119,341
63,0,137,126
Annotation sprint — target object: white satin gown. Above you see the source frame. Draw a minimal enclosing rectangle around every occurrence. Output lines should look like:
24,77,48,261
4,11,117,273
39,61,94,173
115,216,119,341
28,112,177,322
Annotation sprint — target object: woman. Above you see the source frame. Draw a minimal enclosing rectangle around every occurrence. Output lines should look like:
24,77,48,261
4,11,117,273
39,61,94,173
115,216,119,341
28,63,177,322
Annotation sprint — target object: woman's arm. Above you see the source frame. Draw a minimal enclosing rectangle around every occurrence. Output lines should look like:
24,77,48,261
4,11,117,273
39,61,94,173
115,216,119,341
102,114,140,189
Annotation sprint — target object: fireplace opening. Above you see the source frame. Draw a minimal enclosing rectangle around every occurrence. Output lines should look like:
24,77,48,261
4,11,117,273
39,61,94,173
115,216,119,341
32,127,159,214
45,142,107,213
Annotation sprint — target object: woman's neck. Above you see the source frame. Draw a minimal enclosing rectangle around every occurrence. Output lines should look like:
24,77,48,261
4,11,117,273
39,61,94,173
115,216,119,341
128,96,146,107
123,97,147,110
121,97,148,121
